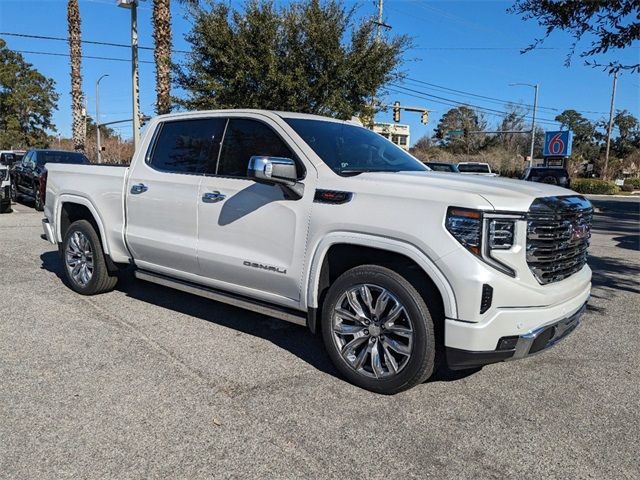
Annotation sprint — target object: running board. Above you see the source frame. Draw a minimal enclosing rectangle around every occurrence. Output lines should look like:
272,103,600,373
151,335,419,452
134,270,307,327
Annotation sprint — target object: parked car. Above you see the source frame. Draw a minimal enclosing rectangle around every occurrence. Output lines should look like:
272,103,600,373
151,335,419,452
0,150,25,167
457,162,496,176
521,167,571,188
425,162,459,173
12,149,89,211
42,110,592,394
0,163,10,213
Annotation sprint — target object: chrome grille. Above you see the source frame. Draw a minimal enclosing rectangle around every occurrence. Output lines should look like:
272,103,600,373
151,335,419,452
527,195,593,285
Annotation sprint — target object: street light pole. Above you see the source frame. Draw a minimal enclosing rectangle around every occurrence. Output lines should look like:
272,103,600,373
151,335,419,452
510,83,539,168
96,74,109,164
117,0,141,149
604,72,618,180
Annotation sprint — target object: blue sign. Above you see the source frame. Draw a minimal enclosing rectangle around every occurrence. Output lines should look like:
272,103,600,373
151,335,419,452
543,130,573,157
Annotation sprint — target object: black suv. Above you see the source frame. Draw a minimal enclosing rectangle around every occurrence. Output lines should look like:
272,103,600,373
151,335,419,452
521,167,571,188
12,149,89,210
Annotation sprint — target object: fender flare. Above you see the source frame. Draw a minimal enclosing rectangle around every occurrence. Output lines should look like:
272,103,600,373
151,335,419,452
304,232,458,319
55,194,111,255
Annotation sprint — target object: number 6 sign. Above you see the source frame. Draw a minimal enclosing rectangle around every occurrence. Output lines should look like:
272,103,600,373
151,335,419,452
543,130,573,157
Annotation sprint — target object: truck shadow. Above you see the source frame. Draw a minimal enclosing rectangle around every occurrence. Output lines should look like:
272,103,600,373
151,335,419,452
40,251,480,385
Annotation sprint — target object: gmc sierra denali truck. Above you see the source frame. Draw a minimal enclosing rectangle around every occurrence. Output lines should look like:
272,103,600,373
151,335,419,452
42,110,592,394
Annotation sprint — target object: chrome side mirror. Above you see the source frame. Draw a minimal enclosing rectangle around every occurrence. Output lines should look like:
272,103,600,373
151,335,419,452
247,156,303,199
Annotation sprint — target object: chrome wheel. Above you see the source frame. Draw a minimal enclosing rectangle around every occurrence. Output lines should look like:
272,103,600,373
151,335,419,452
65,231,94,287
332,284,414,378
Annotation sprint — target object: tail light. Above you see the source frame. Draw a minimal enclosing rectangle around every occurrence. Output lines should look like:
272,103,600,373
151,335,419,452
40,170,48,206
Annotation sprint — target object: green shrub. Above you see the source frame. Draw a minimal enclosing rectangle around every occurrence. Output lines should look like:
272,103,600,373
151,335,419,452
621,183,634,192
623,177,640,189
571,179,620,195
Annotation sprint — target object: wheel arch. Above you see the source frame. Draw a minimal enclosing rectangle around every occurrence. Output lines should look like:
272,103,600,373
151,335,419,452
305,234,457,323
56,195,110,255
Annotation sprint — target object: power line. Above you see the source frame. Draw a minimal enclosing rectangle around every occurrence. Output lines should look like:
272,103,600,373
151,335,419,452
15,49,155,64
404,77,558,112
387,84,560,126
0,31,190,54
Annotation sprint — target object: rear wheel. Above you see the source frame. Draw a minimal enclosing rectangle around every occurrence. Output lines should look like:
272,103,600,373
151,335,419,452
62,220,117,295
321,265,435,394
0,201,10,214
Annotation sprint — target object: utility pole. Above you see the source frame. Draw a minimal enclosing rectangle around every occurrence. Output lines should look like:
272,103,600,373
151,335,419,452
96,74,109,164
604,72,618,180
117,0,141,149
376,0,384,41
368,0,391,129
530,84,538,168
509,83,539,168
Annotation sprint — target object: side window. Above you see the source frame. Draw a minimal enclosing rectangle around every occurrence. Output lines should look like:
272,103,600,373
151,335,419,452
23,152,34,168
149,118,226,174
217,119,295,177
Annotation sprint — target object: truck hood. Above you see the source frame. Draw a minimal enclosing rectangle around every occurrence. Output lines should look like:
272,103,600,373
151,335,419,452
353,171,575,212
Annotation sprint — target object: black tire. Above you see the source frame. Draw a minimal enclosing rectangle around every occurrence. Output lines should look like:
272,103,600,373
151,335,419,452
34,183,44,211
321,265,435,394
0,201,10,214
62,220,118,295
10,184,17,203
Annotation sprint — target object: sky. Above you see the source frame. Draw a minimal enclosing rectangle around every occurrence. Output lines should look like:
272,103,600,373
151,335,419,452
0,0,638,145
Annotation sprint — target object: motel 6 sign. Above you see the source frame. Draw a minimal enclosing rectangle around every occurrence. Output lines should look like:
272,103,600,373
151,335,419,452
543,130,573,157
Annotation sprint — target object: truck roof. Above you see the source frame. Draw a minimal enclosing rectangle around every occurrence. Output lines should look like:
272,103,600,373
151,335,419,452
151,109,358,126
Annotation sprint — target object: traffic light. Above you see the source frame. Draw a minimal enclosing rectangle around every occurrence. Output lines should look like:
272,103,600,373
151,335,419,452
393,101,401,123
421,111,429,124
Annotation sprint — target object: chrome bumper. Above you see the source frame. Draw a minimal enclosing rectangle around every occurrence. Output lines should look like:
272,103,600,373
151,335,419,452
446,302,586,370
510,303,584,360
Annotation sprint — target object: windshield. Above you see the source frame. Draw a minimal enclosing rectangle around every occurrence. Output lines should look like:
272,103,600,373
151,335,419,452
37,151,88,166
285,118,427,175
458,163,490,173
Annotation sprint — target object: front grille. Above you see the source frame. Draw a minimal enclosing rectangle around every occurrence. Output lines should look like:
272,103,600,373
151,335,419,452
526,195,593,284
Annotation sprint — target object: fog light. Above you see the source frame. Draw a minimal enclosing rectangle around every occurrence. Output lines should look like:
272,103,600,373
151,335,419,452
497,336,519,350
480,284,493,314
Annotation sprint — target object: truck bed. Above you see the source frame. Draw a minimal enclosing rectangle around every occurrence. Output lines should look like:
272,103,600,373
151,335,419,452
45,163,131,263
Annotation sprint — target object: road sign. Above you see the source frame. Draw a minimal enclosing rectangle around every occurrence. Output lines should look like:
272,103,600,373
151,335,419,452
447,129,464,137
543,130,573,157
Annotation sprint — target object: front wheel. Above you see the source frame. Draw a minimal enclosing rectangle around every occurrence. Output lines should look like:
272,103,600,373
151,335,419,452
62,220,118,295
321,265,435,394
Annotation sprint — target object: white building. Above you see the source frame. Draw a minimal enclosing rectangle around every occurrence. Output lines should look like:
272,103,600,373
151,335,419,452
373,122,410,150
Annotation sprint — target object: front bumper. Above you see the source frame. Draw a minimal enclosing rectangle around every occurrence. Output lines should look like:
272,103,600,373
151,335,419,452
446,302,585,370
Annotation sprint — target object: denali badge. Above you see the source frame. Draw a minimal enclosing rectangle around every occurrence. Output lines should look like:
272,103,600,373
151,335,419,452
243,261,287,275
570,223,590,242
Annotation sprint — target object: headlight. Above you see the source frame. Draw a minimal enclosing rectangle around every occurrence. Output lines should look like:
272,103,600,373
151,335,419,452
445,208,482,255
446,207,521,276
488,219,514,250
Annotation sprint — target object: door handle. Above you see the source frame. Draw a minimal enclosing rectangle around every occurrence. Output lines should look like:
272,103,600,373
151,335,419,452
130,183,148,195
202,191,226,203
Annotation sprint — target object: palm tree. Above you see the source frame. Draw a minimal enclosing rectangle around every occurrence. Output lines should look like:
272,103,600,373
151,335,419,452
67,0,85,150
152,1,198,115
152,0,172,115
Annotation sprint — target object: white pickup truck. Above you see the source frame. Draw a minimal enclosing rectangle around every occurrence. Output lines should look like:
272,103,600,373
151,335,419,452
43,110,592,394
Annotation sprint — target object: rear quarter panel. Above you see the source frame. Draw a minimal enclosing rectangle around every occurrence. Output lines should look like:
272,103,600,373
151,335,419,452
45,164,130,263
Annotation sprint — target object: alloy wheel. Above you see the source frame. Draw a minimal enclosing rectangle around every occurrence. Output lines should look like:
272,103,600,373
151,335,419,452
65,231,94,287
331,284,414,379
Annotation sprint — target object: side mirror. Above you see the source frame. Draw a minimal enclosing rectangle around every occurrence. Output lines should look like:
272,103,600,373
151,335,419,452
247,156,303,199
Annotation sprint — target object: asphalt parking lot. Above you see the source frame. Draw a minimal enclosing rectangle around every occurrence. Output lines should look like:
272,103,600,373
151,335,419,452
1,196,638,479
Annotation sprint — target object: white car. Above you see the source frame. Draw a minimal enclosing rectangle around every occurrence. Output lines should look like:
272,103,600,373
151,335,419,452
457,162,497,176
41,110,592,394
0,164,10,213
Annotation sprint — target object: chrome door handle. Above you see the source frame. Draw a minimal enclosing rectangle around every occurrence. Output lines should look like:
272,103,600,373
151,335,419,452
202,191,226,203
130,183,148,195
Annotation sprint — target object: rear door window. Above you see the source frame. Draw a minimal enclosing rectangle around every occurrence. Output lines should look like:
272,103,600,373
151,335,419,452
149,118,227,174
